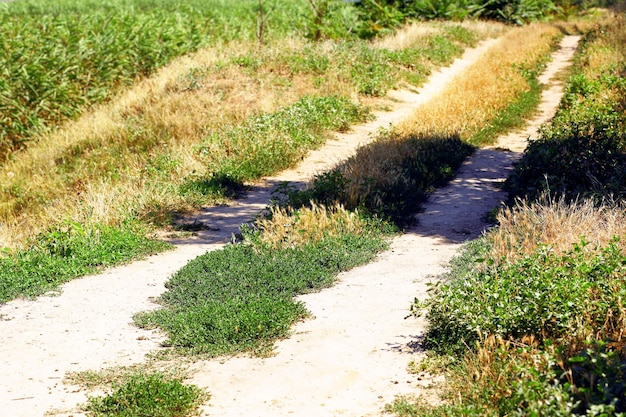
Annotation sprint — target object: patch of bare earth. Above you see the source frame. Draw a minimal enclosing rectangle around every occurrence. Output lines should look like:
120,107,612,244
0,35,579,417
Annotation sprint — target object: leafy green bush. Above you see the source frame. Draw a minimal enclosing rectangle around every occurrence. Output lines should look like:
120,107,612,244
419,238,626,355
0,221,170,303
86,372,205,417
135,229,387,355
406,0,582,24
409,237,626,416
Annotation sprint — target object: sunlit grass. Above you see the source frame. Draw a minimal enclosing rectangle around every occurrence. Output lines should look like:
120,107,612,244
397,23,562,145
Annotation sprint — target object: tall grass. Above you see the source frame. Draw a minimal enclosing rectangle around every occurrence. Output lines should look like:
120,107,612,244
395,12,626,417
0,0,310,157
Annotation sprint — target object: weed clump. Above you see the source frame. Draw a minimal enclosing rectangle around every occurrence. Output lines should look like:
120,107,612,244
86,372,206,417
0,221,170,304
274,132,474,226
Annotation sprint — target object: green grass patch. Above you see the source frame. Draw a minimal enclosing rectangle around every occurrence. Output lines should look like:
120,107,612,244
85,372,206,417
135,224,388,356
409,237,626,416
0,221,170,303
191,95,370,187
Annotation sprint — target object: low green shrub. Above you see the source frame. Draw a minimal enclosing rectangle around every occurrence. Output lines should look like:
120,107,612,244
419,238,626,355
135,227,387,356
411,238,626,416
86,372,205,417
0,221,170,303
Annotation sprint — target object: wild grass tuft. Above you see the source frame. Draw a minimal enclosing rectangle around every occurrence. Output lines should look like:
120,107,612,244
256,203,371,249
398,23,561,146
489,196,626,263
273,130,474,226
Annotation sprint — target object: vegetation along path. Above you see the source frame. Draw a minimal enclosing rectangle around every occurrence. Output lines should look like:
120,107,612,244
0,35,579,416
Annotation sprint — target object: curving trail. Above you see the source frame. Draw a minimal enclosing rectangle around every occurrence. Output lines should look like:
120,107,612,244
0,35,579,417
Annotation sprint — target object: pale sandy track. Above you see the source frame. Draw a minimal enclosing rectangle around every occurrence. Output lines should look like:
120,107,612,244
0,35,579,417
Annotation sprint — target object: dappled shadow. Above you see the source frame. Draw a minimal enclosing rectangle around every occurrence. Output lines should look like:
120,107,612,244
164,178,308,246
383,334,425,354
407,148,522,244
166,147,522,247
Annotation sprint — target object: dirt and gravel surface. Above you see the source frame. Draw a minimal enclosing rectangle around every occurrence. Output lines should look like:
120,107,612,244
0,35,579,417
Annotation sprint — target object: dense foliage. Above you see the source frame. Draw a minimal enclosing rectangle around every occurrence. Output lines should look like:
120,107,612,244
0,0,309,158
505,14,626,202
399,13,626,417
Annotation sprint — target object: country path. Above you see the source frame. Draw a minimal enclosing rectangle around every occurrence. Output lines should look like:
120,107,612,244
0,35,579,417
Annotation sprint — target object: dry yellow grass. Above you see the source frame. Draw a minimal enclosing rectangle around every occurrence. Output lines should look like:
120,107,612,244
0,38,351,248
489,196,626,263
397,23,561,142
255,204,368,249
336,23,556,212
373,20,506,51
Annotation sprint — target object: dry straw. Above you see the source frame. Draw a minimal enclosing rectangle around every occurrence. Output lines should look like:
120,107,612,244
489,195,626,263
255,203,367,250
397,23,561,142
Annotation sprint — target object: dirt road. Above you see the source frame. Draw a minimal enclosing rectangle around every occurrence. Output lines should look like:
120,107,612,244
0,35,579,417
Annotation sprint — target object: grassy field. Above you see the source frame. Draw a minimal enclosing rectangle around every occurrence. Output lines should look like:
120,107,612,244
132,20,564,359
0,12,504,303
2,1,622,415
0,0,310,157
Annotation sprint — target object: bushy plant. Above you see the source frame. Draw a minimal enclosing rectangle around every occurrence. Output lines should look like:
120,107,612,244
410,237,626,416
86,372,205,417
419,238,626,355
276,132,473,225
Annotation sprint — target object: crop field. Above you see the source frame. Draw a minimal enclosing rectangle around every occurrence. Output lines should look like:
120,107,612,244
0,0,309,157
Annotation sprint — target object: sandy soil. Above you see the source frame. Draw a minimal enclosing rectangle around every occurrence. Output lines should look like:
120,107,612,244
0,35,579,417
